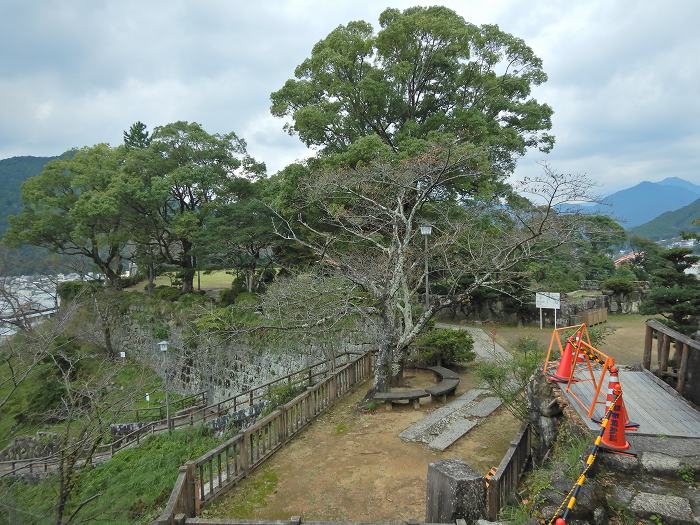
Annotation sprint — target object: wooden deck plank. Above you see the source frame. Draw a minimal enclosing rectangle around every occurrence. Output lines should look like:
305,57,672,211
557,370,700,438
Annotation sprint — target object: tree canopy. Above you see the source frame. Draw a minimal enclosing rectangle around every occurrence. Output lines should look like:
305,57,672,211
271,6,554,173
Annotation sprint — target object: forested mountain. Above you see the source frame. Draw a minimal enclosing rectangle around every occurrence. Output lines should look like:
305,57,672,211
570,177,700,227
630,197,700,240
0,155,79,275
0,155,58,233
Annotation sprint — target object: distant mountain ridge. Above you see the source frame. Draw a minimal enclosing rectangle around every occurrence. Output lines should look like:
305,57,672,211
630,197,700,240
571,177,700,227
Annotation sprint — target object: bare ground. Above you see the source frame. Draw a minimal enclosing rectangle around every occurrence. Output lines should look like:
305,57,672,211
203,369,520,521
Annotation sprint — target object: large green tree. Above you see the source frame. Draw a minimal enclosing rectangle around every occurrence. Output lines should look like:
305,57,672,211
640,247,700,333
197,179,278,293
119,121,265,292
5,145,129,288
271,6,554,173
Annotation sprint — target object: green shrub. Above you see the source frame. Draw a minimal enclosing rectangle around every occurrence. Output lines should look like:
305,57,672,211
603,277,635,295
56,280,101,301
261,383,305,416
219,288,237,305
413,328,475,366
152,286,181,302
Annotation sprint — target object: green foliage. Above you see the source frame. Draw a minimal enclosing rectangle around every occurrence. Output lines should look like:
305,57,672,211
0,427,220,524
603,276,635,294
0,155,58,234
640,247,700,333
261,383,305,416
413,328,475,366
4,145,131,287
271,6,553,173
151,286,182,302
498,503,530,525
586,325,616,348
678,465,695,485
477,337,544,421
630,197,700,240
56,280,102,301
123,121,152,149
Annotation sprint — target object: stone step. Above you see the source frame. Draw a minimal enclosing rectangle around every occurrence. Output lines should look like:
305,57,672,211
464,397,502,418
428,418,478,451
399,389,488,442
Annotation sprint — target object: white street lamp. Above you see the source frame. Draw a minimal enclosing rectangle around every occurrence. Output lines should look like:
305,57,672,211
420,224,432,309
158,340,171,433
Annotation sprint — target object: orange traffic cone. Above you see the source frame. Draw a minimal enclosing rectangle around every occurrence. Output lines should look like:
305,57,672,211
593,366,639,429
600,385,636,456
548,338,577,383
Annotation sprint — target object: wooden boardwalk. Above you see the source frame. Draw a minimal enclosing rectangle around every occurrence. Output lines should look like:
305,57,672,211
558,368,700,438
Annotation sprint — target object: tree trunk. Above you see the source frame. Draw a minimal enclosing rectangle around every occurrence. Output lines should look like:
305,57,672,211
103,324,114,359
373,340,392,393
146,263,155,295
180,240,195,293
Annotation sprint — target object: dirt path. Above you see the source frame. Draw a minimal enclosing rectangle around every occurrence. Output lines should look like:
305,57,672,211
203,369,520,522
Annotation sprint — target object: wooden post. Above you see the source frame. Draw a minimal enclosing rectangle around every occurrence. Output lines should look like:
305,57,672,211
643,325,653,370
672,339,683,368
660,334,671,374
677,344,690,394
239,432,250,474
656,332,665,370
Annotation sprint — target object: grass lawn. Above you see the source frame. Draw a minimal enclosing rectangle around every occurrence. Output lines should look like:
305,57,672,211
442,314,655,366
125,270,235,292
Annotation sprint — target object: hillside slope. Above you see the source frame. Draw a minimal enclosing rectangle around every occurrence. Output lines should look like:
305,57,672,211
585,178,700,227
0,155,57,233
630,198,700,240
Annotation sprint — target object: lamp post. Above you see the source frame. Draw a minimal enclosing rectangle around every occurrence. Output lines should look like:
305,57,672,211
420,224,432,310
158,340,171,434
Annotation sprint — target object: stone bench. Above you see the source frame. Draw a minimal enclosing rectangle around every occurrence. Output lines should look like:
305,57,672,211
425,379,460,403
423,366,461,402
374,389,430,410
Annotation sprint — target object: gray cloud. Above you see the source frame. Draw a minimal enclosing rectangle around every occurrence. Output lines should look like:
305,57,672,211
1,0,698,193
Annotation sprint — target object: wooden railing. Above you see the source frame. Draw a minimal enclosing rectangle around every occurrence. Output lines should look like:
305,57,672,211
486,423,532,521
128,391,208,422
0,352,362,478
576,307,607,327
155,351,373,525
643,319,700,398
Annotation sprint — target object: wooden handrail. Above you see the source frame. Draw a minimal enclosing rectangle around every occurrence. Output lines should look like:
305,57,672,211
646,320,700,351
154,351,373,524
643,319,698,398
0,351,362,478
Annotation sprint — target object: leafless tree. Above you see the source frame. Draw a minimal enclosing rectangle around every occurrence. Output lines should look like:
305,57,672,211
271,147,592,392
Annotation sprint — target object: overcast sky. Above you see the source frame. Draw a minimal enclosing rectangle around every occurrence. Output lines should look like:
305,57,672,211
1,1,698,194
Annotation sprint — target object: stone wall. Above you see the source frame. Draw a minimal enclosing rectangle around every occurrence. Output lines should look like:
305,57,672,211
0,432,58,461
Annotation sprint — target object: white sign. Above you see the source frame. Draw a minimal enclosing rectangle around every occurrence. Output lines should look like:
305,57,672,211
119,351,126,359
536,292,561,310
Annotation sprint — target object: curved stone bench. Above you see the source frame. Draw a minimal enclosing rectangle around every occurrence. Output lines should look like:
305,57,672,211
374,389,430,410
422,366,461,403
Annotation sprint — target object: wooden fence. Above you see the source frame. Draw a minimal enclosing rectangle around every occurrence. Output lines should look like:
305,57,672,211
576,307,607,327
486,423,532,521
0,352,362,478
155,352,373,525
643,319,700,399
128,391,208,422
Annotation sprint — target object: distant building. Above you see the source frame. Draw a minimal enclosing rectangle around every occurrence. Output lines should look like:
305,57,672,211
614,251,644,267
